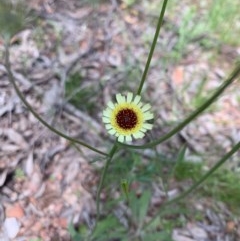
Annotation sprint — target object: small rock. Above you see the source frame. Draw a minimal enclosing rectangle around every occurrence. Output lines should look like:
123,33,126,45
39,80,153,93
188,225,208,239
3,217,20,239
0,231,10,241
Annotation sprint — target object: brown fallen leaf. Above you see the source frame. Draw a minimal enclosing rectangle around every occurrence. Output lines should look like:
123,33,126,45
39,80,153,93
1,144,21,152
171,66,184,86
226,221,235,233
4,128,28,149
6,203,24,218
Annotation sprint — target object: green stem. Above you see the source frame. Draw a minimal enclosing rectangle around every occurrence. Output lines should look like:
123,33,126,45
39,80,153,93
4,44,108,157
96,142,118,220
121,63,240,149
145,140,240,228
137,0,169,95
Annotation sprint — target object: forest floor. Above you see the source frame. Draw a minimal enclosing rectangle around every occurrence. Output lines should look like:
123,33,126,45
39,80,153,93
0,0,240,240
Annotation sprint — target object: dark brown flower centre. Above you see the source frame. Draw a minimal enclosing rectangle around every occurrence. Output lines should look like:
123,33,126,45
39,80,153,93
116,108,137,130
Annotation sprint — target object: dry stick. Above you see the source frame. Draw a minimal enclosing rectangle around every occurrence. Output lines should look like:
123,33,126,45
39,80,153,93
145,140,240,229
137,0,169,95
94,0,170,223
96,142,118,220
120,62,240,149
5,44,108,157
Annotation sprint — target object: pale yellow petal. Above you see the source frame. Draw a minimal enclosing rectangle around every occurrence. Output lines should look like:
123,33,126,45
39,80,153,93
108,129,116,135
103,109,111,117
143,112,154,120
107,101,115,109
127,92,133,103
103,92,154,139
105,124,112,130
140,128,148,133
133,95,141,104
142,104,151,112
126,135,132,142
102,117,110,123
143,123,153,130
133,132,145,139
116,94,124,104
137,102,143,108
118,135,124,143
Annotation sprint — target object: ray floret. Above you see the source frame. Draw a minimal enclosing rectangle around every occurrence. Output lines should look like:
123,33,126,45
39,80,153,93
102,92,154,143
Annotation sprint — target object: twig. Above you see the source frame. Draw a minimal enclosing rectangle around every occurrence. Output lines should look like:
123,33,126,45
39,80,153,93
5,43,108,157
62,103,103,134
96,142,118,220
120,62,240,149
145,140,240,228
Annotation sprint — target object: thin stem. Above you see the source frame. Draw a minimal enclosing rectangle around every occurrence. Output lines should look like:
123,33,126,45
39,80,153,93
4,43,108,157
96,142,118,220
137,0,169,95
145,140,240,228
120,63,240,149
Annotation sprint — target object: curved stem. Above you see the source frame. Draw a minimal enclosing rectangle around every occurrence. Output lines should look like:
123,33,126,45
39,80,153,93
145,140,240,228
4,44,108,157
120,63,240,149
137,0,169,95
96,142,118,219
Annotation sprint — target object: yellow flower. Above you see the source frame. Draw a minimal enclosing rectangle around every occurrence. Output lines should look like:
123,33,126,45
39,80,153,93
102,92,154,143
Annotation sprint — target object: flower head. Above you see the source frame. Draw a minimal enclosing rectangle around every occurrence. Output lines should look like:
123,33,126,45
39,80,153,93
102,92,154,143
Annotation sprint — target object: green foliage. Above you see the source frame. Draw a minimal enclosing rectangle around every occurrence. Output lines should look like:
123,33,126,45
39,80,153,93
164,0,240,61
143,230,173,241
69,148,190,240
208,0,240,45
81,0,108,7
65,73,99,114
173,7,208,60
201,169,240,213
0,0,32,39
14,168,25,180
174,159,240,213
174,160,203,181
4,0,240,240
192,78,208,106
68,223,84,241
104,150,169,188
91,215,127,241
104,151,135,185
68,191,186,240
129,190,151,227
68,216,127,241
169,145,187,178
117,59,142,94
32,20,63,52
122,0,136,7
121,179,130,201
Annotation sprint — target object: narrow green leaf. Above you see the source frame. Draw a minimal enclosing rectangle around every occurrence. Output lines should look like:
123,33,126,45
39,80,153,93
143,231,173,241
138,190,151,226
120,62,240,150
67,223,83,241
145,140,240,229
170,145,187,178
129,193,138,223
121,179,130,201
92,216,118,239
176,145,187,164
